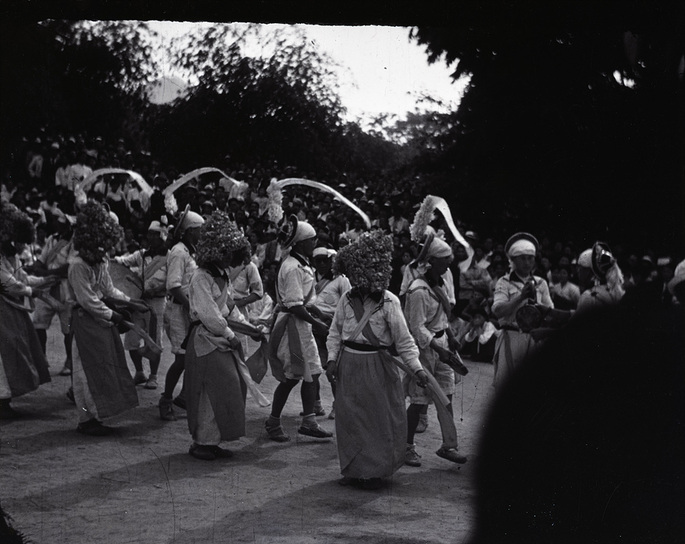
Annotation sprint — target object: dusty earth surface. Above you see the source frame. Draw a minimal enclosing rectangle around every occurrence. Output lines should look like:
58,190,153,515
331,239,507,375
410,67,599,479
1,320,495,544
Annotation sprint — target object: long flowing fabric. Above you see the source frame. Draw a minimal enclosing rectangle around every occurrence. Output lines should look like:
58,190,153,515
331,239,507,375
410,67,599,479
0,297,50,397
71,308,138,418
268,178,371,228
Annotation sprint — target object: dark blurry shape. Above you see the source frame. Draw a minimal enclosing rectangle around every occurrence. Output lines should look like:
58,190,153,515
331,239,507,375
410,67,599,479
411,5,685,247
0,502,28,544
472,296,685,543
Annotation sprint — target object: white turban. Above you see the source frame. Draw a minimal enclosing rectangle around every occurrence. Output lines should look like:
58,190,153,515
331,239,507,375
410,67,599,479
508,239,536,258
312,247,336,259
292,221,316,245
180,210,204,233
424,236,453,260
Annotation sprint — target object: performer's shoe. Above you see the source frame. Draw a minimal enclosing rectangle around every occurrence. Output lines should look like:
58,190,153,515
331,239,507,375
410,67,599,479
265,419,291,442
297,423,333,439
189,443,216,460
436,447,468,464
173,396,186,410
144,376,158,390
159,397,177,421
59,365,72,376
405,444,422,467
133,371,147,385
77,419,114,436
327,407,335,420
209,445,234,458
415,414,428,433
66,387,75,405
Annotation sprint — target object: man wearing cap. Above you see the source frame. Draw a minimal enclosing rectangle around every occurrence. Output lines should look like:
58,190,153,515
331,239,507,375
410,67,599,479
114,221,169,390
159,207,204,421
491,232,553,388
311,246,351,419
404,233,469,466
265,217,332,442
29,212,76,376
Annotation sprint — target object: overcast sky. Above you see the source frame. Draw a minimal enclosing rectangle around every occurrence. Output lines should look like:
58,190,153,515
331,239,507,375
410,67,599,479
150,21,468,126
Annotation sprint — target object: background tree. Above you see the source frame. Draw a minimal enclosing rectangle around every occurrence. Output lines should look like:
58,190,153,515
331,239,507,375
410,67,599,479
0,20,160,152
150,24,357,177
410,3,685,251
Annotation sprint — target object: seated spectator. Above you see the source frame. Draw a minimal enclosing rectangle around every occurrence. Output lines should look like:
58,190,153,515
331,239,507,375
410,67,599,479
456,307,498,362
460,286,492,322
456,254,492,317
487,251,508,291
549,263,581,310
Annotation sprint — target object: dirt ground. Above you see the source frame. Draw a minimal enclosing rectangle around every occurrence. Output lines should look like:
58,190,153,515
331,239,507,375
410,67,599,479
1,320,495,544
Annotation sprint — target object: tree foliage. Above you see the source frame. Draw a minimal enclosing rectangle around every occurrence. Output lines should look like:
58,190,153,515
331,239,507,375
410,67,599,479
1,19,401,184
150,24,354,175
0,20,160,150
410,3,685,249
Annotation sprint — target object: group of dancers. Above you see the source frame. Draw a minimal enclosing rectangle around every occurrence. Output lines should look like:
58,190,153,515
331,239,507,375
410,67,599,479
3,186,679,491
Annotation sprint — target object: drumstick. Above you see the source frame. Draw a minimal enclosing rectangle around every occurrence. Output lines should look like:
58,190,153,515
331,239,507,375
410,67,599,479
123,320,162,355
37,292,66,312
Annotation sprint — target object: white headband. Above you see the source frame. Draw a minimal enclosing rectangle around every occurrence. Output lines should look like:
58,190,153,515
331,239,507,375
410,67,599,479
425,237,453,260
508,239,536,257
312,247,335,259
181,211,205,233
292,221,316,245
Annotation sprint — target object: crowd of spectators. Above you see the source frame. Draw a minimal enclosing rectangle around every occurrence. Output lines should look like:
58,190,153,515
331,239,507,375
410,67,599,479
3,128,682,363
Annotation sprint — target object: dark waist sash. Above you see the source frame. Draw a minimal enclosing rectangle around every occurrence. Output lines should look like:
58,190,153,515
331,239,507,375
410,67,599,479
342,340,390,352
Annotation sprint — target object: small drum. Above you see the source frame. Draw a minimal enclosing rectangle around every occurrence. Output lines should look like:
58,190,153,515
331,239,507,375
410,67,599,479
515,303,543,333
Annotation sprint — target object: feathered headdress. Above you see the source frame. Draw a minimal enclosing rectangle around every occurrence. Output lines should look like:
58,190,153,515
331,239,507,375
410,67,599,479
266,178,285,225
410,195,473,271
